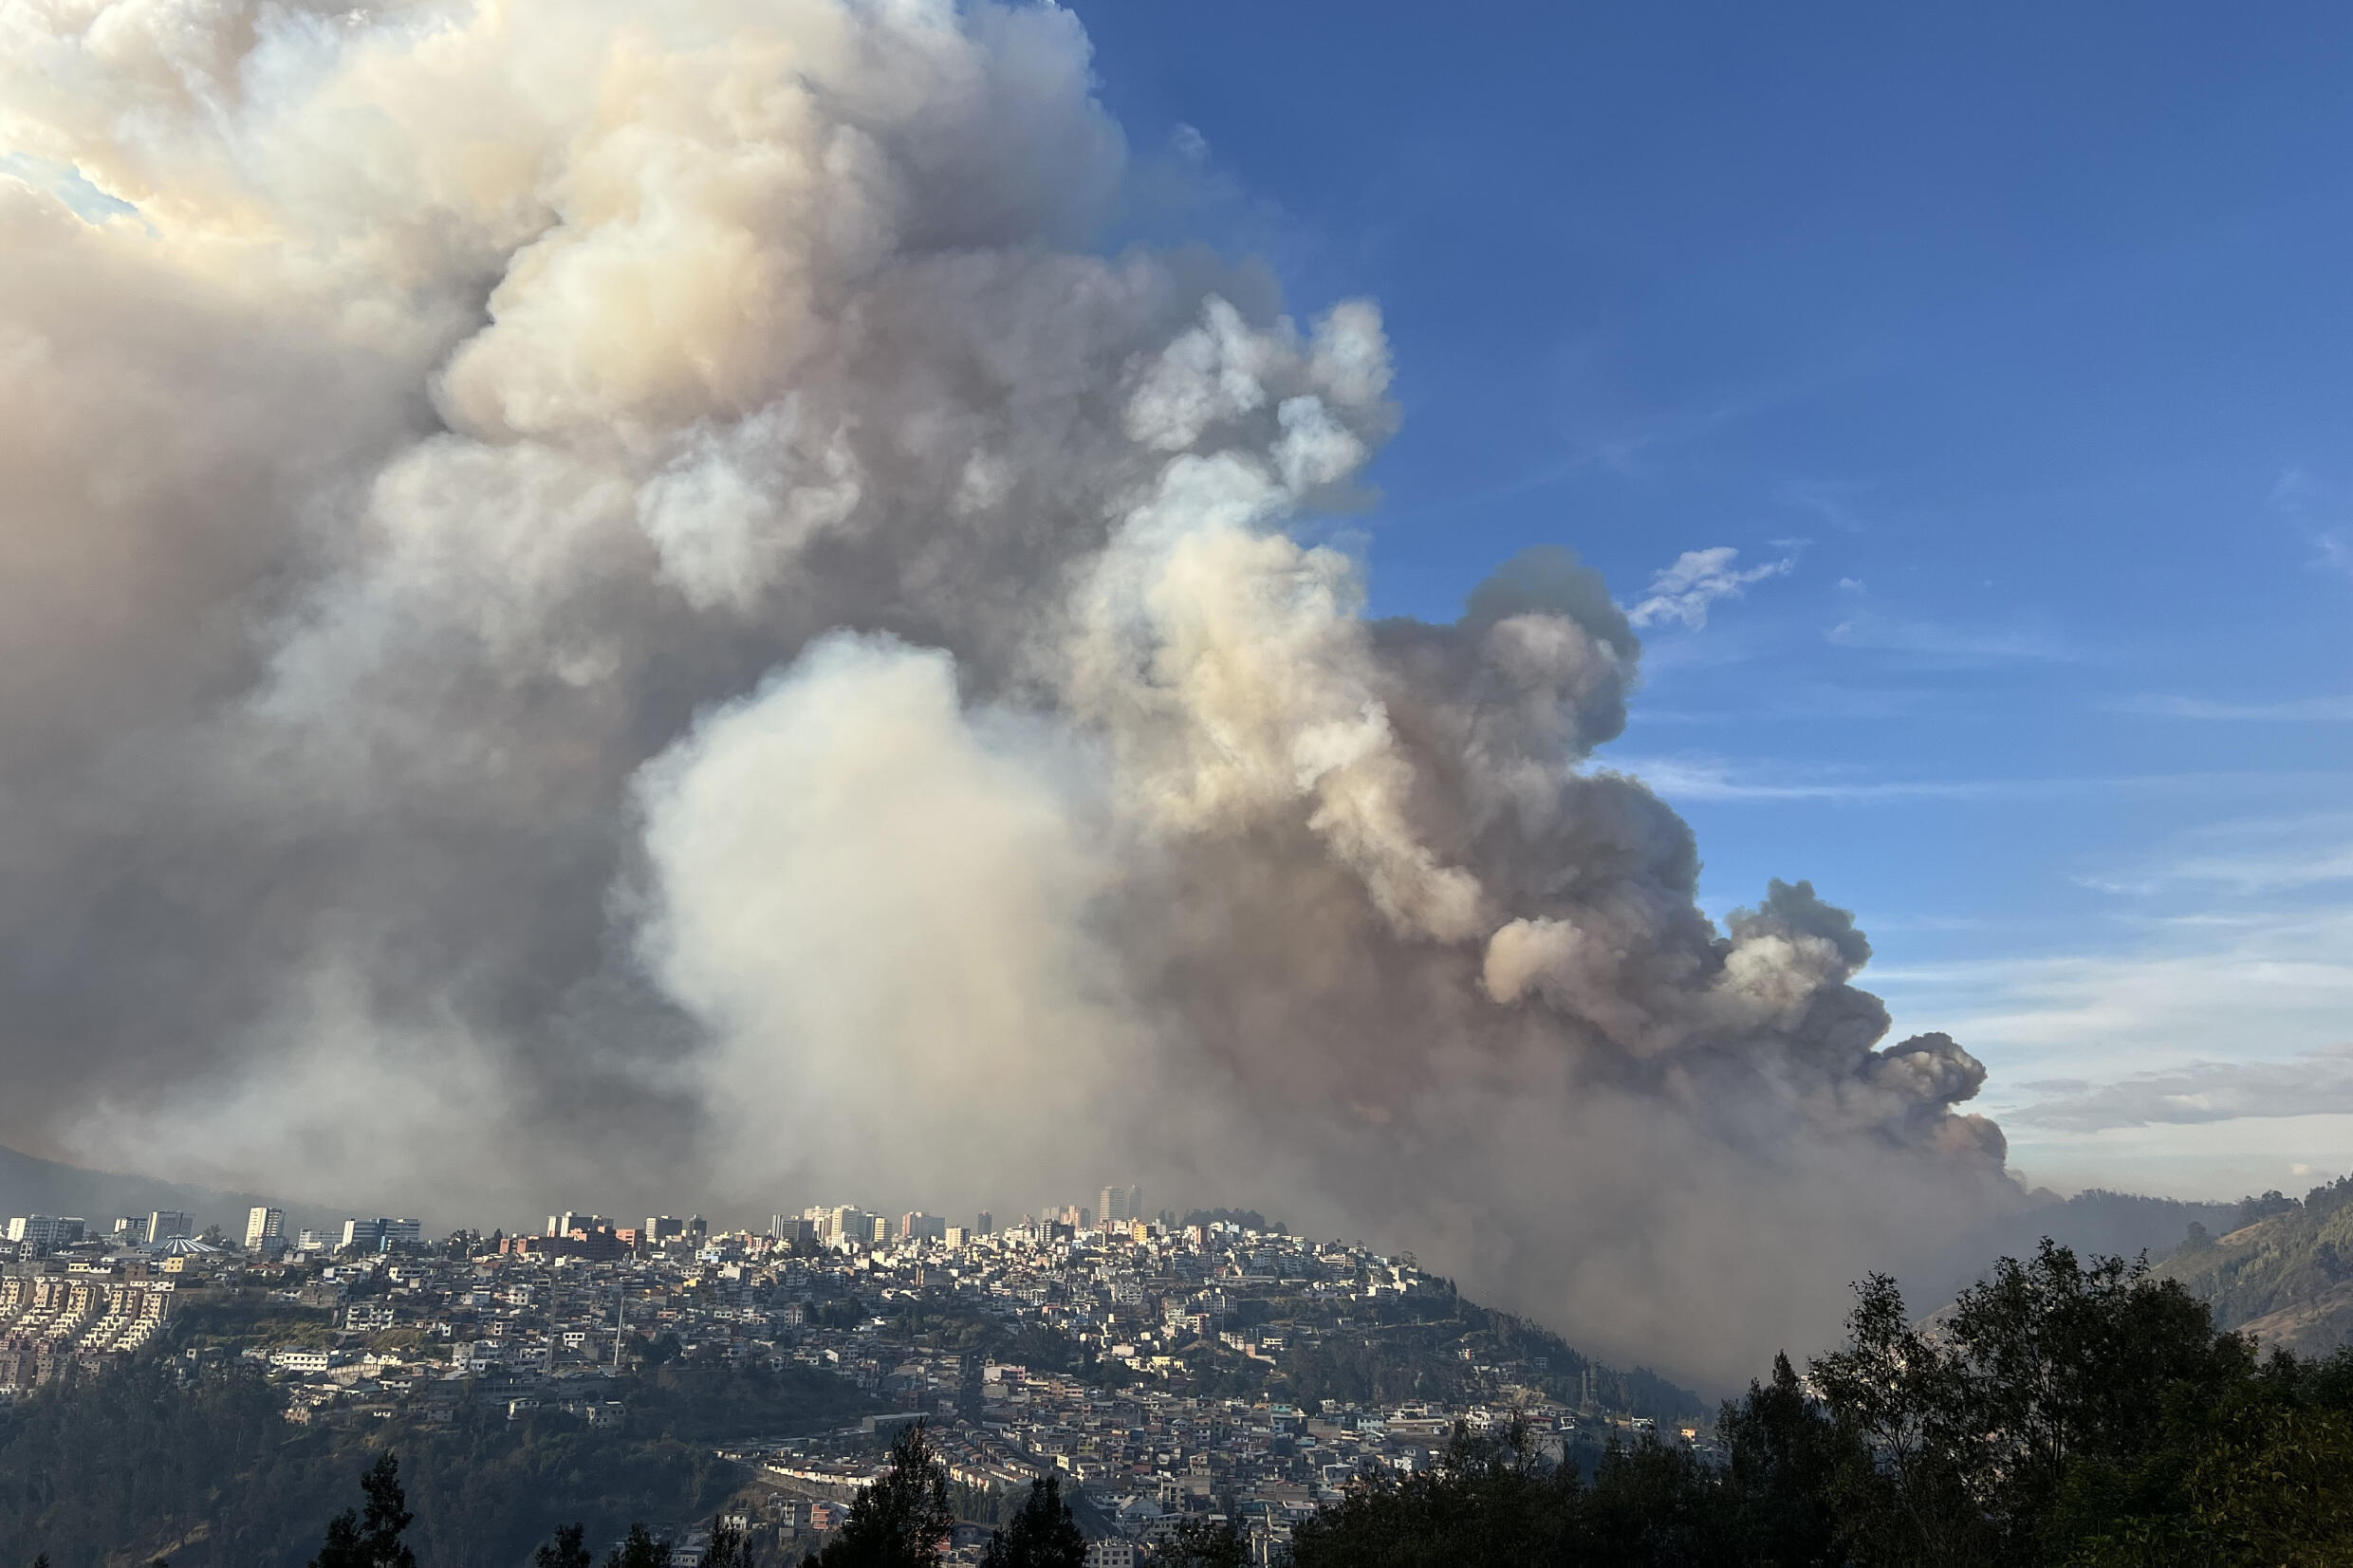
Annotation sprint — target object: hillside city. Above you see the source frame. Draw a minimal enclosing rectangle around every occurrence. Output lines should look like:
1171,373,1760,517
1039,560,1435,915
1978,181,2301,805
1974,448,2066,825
2,1190,1693,1565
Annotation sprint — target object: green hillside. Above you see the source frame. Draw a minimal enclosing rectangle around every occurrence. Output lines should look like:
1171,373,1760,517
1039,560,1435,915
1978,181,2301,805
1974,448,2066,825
2159,1177,2353,1355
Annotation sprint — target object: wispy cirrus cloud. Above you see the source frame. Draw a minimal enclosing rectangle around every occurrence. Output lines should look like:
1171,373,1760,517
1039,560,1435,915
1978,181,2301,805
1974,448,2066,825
2005,1045,2353,1133
2070,812,2353,896
1626,546,1793,630
1605,756,1999,802
1875,903,2353,1093
1609,757,2320,807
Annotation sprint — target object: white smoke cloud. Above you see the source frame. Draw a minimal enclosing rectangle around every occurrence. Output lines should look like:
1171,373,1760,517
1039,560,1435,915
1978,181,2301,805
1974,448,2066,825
1627,545,1793,629
3,0,2017,1382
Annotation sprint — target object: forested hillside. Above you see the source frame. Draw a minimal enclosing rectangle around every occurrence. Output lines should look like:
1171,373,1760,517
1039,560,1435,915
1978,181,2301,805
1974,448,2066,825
2160,1176,2353,1355
0,1356,865,1567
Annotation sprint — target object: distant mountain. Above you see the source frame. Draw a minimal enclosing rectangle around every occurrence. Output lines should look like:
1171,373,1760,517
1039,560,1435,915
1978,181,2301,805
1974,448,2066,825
2158,1177,2353,1356
1906,1187,2241,1311
0,1141,343,1241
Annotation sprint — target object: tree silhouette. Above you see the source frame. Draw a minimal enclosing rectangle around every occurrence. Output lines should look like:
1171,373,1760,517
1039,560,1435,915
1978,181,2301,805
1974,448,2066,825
1157,1518,1248,1568
599,1524,672,1568
813,1423,954,1567
533,1522,591,1568
980,1473,1085,1568
309,1452,417,1568
702,1522,750,1568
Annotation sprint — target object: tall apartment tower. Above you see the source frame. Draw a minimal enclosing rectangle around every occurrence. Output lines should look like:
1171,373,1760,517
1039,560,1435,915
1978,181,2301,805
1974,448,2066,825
1098,1185,1144,1229
975,1211,994,1235
245,1206,286,1249
147,1210,193,1245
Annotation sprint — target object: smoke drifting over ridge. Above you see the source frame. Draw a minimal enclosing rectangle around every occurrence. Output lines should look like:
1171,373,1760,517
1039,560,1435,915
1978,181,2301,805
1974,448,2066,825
1,0,2012,1379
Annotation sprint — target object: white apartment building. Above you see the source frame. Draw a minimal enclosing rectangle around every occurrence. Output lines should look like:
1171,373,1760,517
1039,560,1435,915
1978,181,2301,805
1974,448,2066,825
4,1215,86,1248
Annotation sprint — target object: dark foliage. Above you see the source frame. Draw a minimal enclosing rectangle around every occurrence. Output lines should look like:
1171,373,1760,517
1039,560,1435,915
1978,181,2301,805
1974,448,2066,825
533,1523,591,1568
1154,1518,1249,1567
1714,1353,1852,1567
811,1422,954,1568
1291,1420,1733,1567
598,1524,671,1568
700,1522,750,1568
1288,1240,2353,1568
979,1474,1085,1568
308,1453,416,1568
0,1353,862,1567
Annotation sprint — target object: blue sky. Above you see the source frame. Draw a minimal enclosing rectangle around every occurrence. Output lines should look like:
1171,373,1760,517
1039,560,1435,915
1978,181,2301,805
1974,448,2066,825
1072,1,2353,1199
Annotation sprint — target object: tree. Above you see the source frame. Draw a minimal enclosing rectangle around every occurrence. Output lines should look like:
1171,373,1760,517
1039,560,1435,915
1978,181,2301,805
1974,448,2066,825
310,1452,417,1568
1289,1420,1593,1567
813,1423,954,1568
980,1474,1086,1568
534,1523,592,1568
600,1524,673,1568
1156,1518,1248,1568
1808,1240,2283,1567
703,1522,750,1568
1715,1353,1857,1567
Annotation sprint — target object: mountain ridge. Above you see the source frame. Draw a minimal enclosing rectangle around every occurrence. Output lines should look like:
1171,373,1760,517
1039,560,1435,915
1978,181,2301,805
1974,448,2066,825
0,1141,346,1241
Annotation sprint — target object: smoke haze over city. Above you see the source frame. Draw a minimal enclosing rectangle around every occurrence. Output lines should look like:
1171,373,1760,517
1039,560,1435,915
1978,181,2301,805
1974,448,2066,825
0,0,2194,1387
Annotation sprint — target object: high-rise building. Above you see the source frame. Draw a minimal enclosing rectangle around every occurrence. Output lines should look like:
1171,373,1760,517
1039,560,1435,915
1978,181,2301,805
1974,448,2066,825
244,1206,286,1249
1098,1186,1142,1229
147,1210,193,1245
5,1215,85,1249
112,1216,148,1244
975,1211,994,1235
339,1217,422,1253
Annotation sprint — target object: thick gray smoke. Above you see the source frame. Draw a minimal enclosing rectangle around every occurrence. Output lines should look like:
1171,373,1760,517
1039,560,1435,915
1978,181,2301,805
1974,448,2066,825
0,0,2012,1381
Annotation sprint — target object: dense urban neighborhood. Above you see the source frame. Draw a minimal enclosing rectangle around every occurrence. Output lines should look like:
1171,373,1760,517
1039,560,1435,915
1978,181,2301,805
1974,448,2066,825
1,1196,1693,1563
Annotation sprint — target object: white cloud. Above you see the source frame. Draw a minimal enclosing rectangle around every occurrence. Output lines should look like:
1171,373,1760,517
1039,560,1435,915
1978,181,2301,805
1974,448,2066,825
1607,757,2301,807
2005,1113,2353,1204
1604,755,1999,802
1625,546,1791,630
1875,903,2353,1097
2073,811,2353,896
2005,1045,2353,1133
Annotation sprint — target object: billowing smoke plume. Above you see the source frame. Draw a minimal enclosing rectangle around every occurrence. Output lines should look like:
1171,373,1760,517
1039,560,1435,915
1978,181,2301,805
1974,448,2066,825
1,0,2011,1380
